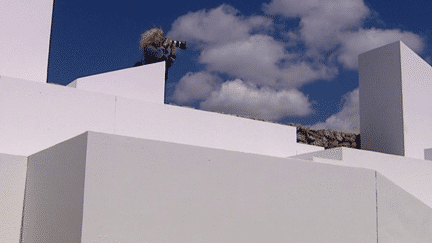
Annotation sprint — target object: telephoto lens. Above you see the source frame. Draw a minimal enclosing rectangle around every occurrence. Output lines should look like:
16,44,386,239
173,40,187,49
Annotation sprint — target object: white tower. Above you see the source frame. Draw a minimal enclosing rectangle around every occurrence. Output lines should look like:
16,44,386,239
0,0,54,83
359,41,432,160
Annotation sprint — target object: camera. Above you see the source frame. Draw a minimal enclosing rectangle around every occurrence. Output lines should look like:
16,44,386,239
172,40,187,49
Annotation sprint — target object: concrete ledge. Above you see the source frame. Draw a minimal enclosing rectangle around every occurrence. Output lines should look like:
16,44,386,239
0,75,307,157
290,147,432,208
293,142,324,155
67,61,166,104
24,131,374,242
115,96,302,157
378,172,432,242
0,75,116,156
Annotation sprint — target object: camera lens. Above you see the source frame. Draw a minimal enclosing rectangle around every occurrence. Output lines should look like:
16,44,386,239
179,41,186,49
171,40,187,49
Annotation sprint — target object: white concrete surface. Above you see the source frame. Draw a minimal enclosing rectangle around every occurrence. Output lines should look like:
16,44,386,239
0,75,116,156
399,42,432,159
21,133,88,243
78,131,376,242
425,148,432,161
359,41,405,157
359,41,432,160
9,131,432,242
67,61,166,104
0,0,53,83
377,172,432,243
293,142,325,155
289,147,432,208
0,74,319,157
0,153,28,243
115,96,320,157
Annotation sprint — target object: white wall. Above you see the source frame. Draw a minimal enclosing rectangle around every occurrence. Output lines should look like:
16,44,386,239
21,133,87,243
0,74,321,157
79,132,376,243
0,75,116,156
290,147,432,208
377,173,432,242
67,61,166,104
0,153,28,243
359,41,405,156
0,0,53,83
359,41,432,160
115,96,303,157
399,42,432,159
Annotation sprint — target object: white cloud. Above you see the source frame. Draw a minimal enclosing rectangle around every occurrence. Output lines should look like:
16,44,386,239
263,0,425,69
199,34,338,89
263,0,370,51
337,28,425,69
167,4,273,47
168,1,425,127
310,88,359,133
200,79,314,120
168,4,336,119
172,71,223,104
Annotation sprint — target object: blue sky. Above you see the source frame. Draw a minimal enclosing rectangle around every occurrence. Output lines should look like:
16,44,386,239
47,0,432,134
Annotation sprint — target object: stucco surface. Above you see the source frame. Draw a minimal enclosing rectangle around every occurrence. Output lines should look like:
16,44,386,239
359,41,405,157
289,147,432,208
0,0,53,82
11,131,432,242
0,75,116,156
0,153,27,243
399,42,432,159
358,41,432,160
377,172,432,242
0,74,320,157
80,131,376,243
21,133,88,243
114,96,311,157
67,61,165,104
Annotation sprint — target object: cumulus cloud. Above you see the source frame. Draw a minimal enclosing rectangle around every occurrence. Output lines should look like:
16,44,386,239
200,79,314,120
172,71,223,104
167,1,425,128
167,4,273,47
310,88,359,133
263,0,424,69
263,0,370,51
199,34,338,89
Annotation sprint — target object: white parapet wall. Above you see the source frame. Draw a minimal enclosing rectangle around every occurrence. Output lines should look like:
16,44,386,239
0,69,322,157
0,0,54,83
359,41,432,160
289,147,432,242
19,131,377,242
12,131,432,242
290,147,432,208
67,61,166,104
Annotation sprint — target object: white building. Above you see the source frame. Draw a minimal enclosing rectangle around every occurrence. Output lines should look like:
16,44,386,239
1,1,432,242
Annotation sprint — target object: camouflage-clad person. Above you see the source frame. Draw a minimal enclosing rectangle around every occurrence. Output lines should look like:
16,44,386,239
134,28,177,81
